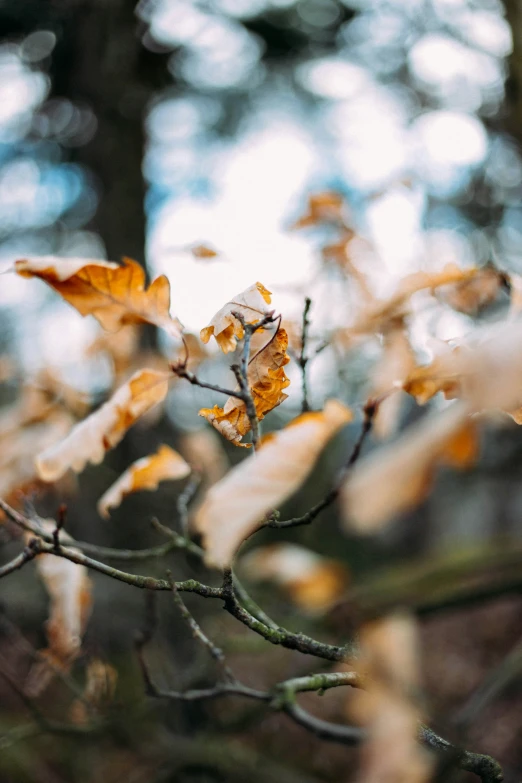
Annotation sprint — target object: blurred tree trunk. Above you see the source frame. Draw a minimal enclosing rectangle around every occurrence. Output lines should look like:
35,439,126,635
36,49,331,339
505,1,522,147
51,0,169,265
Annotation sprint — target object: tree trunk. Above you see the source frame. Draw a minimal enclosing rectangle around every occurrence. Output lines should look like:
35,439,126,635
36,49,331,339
50,0,169,265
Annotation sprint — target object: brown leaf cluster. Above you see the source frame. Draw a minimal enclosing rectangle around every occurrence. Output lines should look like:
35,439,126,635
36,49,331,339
199,327,290,446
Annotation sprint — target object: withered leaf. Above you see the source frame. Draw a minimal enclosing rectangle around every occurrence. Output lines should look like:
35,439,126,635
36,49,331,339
241,542,348,613
190,243,220,259
341,402,478,532
291,191,346,229
194,400,352,568
404,321,522,420
435,266,502,315
349,613,432,783
69,658,118,725
371,322,416,438
25,521,92,697
348,264,482,338
97,444,191,518
200,282,272,353
36,368,170,482
15,256,182,338
199,327,290,446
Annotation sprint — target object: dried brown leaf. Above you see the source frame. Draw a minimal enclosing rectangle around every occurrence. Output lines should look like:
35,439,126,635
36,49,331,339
200,282,272,353
341,402,477,532
199,327,290,446
97,444,190,518
349,613,431,783
15,256,182,338
69,658,118,725
241,542,348,613
194,400,352,568
25,521,92,697
36,368,170,482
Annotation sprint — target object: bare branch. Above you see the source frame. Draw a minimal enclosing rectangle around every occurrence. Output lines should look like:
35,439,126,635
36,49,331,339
52,503,67,551
169,574,235,682
176,471,201,537
0,539,41,579
419,725,503,783
221,568,352,662
170,364,245,402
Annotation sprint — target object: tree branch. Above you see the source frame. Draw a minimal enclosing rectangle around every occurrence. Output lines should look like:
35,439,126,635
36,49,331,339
0,539,41,578
230,310,277,450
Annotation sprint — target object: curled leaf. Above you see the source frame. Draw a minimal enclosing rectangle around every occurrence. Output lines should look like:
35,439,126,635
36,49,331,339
200,282,272,353
15,256,182,338
97,444,191,518
241,543,348,612
341,402,477,532
199,328,290,446
25,521,92,697
194,400,353,568
36,368,170,482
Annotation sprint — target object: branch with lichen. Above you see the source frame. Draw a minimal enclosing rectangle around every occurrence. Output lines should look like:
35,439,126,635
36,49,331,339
134,573,502,783
0,493,508,781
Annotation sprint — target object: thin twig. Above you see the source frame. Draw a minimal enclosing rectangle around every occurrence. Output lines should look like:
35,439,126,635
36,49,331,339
169,573,235,682
0,539,41,578
232,573,279,630
13,534,223,597
176,472,201,537
135,632,497,783
453,634,522,729
298,297,312,413
52,503,67,551
419,725,503,783
170,365,244,401
270,398,376,529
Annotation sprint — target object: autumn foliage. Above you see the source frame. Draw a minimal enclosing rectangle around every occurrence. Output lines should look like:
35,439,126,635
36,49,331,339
2,193,520,783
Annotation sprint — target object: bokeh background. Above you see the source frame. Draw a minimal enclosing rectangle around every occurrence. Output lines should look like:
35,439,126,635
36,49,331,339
1,1,522,781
